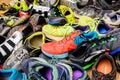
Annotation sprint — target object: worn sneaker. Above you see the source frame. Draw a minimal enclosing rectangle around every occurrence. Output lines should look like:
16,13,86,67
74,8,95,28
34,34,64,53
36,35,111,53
0,68,27,80
103,10,120,27
42,30,98,58
24,31,45,52
78,16,113,37
42,24,74,41
95,0,120,11
57,61,90,80
21,57,58,80
59,5,76,23
92,54,116,80
0,31,23,64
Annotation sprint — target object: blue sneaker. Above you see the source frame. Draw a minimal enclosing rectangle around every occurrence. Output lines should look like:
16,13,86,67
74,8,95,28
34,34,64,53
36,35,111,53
21,57,58,80
0,68,27,80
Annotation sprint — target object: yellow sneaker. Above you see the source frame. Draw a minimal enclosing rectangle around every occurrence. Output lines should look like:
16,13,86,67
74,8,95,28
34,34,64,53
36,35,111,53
78,16,113,37
42,24,74,41
59,5,76,24
24,32,45,52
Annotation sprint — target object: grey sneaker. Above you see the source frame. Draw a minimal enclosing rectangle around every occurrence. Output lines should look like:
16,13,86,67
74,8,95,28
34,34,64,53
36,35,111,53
3,46,29,70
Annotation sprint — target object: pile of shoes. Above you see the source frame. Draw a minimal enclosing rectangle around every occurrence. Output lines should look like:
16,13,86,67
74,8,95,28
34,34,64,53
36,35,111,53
0,0,120,80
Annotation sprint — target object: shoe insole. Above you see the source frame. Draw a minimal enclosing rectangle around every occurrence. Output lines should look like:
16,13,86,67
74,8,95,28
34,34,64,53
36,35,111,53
30,35,43,48
97,59,112,74
73,70,83,80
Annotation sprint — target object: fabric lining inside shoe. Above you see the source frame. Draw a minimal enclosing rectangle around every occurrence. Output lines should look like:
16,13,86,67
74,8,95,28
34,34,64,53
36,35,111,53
39,67,52,80
72,68,83,80
97,23,111,34
72,45,87,58
97,58,112,74
30,35,43,48
0,72,12,80
65,11,70,16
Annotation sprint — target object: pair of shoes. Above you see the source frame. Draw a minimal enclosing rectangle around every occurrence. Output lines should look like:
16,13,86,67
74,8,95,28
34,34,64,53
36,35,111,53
42,23,74,41
0,68,27,80
42,30,98,59
92,54,116,80
78,16,113,37
21,57,90,80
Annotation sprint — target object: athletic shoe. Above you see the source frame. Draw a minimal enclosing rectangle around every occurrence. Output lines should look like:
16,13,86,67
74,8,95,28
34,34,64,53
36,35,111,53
57,61,90,80
10,0,29,11
74,5,103,19
42,30,98,58
60,0,89,10
69,41,106,69
78,16,113,37
95,0,120,11
42,24,74,41
0,31,23,64
92,54,116,80
29,13,47,32
0,68,27,80
24,32,45,52
103,11,120,27
21,57,58,80
48,16,67,25
59,5,76,23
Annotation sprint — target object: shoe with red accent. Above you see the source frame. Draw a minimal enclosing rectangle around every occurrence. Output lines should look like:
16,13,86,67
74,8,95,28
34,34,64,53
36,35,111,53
42,30,98,58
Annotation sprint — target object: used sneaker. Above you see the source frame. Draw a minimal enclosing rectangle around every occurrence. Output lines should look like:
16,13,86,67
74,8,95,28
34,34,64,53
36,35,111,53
78,16,113,37
42,24,74,41
92,54,116,80
41,30,98,58
24,31,45,52
0,68,27,80
58,5,76,23
0,31,23,64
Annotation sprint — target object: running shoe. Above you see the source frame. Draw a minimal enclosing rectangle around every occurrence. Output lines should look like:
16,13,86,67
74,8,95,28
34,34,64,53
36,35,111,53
70,33,120,69
21,57,58,80
78,16,113,37
59,5,76,23
24,32,45,52
0,31,23,64
42,30,98,58
42,24,74,41
0,68,27,80
103,10,120,27
92,54,116,80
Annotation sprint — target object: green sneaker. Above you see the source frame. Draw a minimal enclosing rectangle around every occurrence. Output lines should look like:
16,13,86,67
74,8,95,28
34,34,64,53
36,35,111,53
42,24,74,41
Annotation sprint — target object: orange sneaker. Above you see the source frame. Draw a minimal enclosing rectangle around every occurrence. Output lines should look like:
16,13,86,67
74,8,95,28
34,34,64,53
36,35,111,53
42,30,98,58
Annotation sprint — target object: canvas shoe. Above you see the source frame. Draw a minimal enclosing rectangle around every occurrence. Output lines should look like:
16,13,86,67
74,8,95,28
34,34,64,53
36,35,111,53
24,31,45,52
0,31,23,64
92,54,116,80
58,5,76,23
42,24,74,41
41,30,98,58
0,68,27,80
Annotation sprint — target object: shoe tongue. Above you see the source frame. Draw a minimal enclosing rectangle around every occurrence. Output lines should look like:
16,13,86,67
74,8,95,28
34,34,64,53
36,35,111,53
73,70,83,80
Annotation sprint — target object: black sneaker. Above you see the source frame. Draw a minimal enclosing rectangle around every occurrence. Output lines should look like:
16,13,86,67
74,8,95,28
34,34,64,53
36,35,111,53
69,33,120,69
